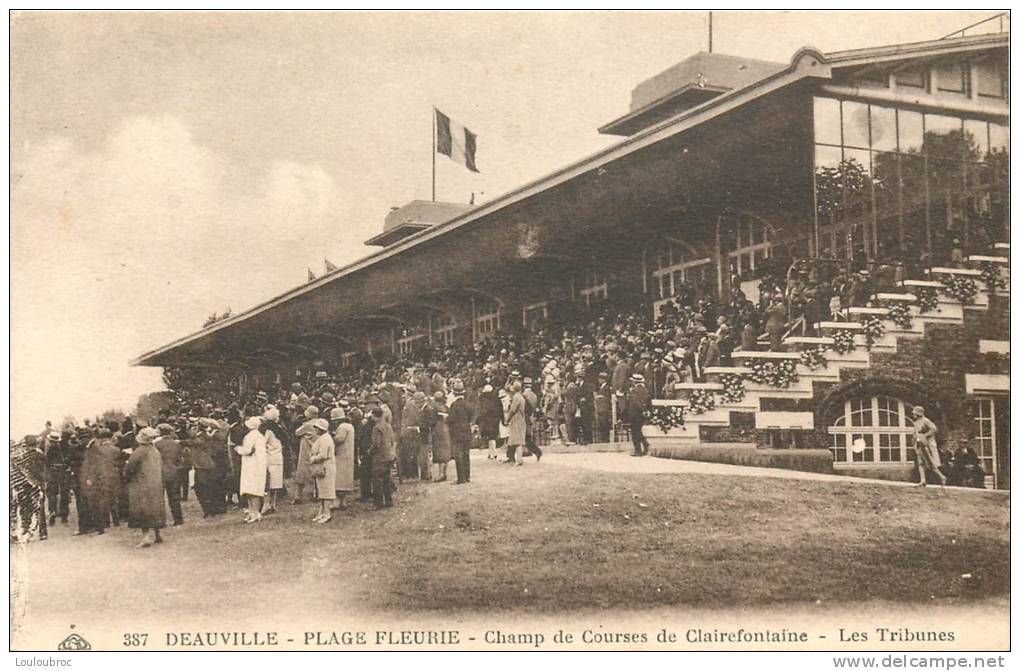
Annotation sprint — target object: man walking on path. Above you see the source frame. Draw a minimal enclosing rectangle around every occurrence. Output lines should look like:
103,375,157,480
913,406,946,487
626,374,652,457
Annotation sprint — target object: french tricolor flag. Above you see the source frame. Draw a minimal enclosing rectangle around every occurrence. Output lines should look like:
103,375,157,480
435,109,479,173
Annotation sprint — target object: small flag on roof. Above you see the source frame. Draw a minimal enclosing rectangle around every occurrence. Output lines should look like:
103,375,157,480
435,109,479,173
307,268,317,282
324,258,338,273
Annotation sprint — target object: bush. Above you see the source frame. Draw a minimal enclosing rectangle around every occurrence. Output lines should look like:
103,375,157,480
649,444,834,474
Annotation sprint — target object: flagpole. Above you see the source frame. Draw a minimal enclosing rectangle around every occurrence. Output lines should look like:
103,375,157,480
431,106,437,202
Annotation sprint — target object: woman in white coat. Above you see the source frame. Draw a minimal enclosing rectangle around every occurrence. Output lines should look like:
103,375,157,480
330,408,355,511
261,406,287,515
308,418,336,524
236,416,267,523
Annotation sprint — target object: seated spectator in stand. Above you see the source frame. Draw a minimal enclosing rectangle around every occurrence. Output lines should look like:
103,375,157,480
949,443,987,488
764,294,787,352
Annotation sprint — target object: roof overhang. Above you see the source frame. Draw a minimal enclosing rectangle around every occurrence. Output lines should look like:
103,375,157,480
599,84,730,136
364,222,431,247
132,33,1008,369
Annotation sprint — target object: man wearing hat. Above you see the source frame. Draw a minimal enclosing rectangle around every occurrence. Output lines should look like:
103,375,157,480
626,374,652,457
154,424,185,526
912,406,946,487
594,371,613,443
189,414,228,517
43,430,70,526
447,380,474,484
400,391,430,481
357,397,380,502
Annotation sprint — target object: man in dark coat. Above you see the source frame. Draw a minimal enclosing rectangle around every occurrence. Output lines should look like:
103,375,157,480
154,424,185,526
43,431,70,526
189,417,228,517
447,380,474,484
78,430,121,534
225,407,245,506
594,372,613,443
626,374,652,457
357,398,379,502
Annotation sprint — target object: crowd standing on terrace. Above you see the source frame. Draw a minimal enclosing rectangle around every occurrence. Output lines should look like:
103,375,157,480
10,237,996,546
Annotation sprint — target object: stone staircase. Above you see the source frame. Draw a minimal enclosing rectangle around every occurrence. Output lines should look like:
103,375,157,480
646,246,1010,446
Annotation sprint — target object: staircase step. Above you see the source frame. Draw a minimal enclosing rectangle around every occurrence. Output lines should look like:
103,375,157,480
671,382,724,391
825,350,870,367
967,255,1009,265
929,266,983,277
876,292,916,302
745,382,813,398
704,366,751,376
754,411,815,430
901,279,946,289
978,340,1009,355
844,307,889,317
731,351,802,361
785,336,834,346
993,242,1009,252
817,321,863,330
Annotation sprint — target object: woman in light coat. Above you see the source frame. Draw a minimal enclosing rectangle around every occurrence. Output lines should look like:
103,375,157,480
236,416,267,523
506,382,527,465
330,408,355,510
308,418,336,523
261,406,287,515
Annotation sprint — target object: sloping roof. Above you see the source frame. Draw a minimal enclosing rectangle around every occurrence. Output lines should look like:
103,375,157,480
132,32,1008,368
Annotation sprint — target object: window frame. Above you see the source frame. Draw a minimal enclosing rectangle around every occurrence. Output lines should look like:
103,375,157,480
829,396,918,467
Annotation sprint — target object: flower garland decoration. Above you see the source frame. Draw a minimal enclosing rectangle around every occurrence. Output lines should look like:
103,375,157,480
719,373,746,404
799,345,828,371
979,262,1006,296
644,405,685,433
745,359,800,389
885,302,913,329
830,328,856,355
941,274,978,305
687,389,716,415
860,315,885,350
911,286,939,314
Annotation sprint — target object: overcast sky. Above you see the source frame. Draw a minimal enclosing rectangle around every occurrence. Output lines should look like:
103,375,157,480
9,10,999,437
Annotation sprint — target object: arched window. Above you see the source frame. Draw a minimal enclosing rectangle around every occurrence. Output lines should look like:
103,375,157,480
828,396,917,466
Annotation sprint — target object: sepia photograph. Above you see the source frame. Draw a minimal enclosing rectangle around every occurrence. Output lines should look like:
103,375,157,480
8,9,1011,655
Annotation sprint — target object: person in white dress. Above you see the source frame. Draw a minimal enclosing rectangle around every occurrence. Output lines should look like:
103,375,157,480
236,416,267,523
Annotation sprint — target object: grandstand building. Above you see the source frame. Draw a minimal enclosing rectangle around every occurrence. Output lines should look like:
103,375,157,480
134,32,1010,488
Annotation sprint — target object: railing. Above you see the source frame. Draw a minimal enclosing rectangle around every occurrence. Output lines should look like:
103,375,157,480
941,12,1009,39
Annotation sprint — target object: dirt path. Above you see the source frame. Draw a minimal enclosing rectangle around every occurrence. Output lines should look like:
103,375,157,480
543,451,1005,494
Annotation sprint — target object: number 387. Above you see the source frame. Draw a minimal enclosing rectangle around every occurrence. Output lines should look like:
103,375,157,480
123,633,148,647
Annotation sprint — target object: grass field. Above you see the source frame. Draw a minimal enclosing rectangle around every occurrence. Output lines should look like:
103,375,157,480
17,454,1008,627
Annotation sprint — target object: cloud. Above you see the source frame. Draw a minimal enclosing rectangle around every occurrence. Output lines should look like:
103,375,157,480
10,115,350,436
